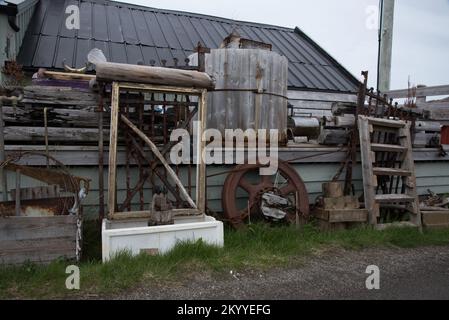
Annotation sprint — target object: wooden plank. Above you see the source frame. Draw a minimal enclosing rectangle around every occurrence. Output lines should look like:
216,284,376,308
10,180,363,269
196,89,208,214
373,167,412,177
371,144,407,153
374,194,415,203
4,126,108,142
0,216,77,241
386,85,449,99
375,222,419,231
287,90,358,103
422,211,449,228
399,122,422,228
0,237,76,265
108,82,120,218
120,114,197,209
22,86,98,106
358,116,378,225
366,117,406,128
43,71,96,81
111,209,201,221
315,208,368,223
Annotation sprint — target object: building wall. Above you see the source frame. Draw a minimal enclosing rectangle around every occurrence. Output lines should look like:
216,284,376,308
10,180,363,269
0,0,37,83
1,161,448,220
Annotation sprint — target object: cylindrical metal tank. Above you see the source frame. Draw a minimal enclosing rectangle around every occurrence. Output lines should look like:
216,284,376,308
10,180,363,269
191,49,289,143
288,117,321,140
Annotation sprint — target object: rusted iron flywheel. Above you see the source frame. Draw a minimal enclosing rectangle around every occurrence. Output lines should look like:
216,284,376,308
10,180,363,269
222,161,309,228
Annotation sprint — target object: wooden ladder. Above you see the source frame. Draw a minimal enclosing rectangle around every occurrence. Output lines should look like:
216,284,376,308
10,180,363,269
358,116,422,230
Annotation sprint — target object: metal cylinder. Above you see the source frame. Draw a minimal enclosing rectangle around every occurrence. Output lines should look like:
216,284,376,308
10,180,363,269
191,49,289,143
287,117,320,139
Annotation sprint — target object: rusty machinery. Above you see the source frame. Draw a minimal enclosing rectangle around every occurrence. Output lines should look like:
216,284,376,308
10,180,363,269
221,161,310,228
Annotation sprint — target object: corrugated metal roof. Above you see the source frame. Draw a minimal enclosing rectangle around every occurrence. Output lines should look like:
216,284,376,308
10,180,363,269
17,0,360,92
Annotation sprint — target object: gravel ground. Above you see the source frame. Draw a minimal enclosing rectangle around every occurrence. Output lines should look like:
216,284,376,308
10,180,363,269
112,246,449,300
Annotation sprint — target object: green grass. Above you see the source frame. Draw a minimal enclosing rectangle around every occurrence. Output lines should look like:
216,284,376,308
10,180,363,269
1,222,449,299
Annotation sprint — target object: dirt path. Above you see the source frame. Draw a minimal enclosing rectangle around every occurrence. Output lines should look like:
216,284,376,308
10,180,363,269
112,246,449,300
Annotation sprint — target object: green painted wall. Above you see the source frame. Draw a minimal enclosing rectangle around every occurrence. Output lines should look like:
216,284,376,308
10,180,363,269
1,162,448,219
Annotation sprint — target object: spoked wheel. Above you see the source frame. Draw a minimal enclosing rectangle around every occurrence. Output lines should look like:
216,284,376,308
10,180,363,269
222,161,309,228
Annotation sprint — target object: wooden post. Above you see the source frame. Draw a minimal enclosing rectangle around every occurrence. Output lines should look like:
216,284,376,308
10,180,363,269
107,82,120,219
98,94,105,221
358,116,379,225
196,89,208,214
44,107,50,168
378,0,395,92
0,99,7,202
15,169,21,216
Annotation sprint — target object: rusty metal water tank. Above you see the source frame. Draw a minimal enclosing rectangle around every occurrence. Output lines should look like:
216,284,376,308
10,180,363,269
192,47,289,144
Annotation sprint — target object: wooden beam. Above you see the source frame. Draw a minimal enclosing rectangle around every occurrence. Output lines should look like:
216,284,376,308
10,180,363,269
43,71,96,81
196,90,208,214
120,114,197,209
387,85,449,99
111,209,201,221
108,82,120,219
95,62,215,89
287,90,358,103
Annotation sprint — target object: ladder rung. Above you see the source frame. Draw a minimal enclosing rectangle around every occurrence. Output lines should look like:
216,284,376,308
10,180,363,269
373,167,412,176
371,144,407,153
375,194,416,203
368,118,406,128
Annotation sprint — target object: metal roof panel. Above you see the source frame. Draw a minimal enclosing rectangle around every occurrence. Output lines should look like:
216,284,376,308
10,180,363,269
17,0,359,93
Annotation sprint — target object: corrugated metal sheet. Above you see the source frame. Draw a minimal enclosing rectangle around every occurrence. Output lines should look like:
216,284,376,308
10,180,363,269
17,0,360,93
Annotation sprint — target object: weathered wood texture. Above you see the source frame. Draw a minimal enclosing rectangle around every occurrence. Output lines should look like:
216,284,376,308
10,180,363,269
95,62,214,89
0,216,77,265
386,85,449,99
422,211,449,229
314,208,368,223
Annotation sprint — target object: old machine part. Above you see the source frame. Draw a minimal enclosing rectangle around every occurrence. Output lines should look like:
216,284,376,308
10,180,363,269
0,152,90,217
287,117,320,141
260,193,289,220
222,161,309,228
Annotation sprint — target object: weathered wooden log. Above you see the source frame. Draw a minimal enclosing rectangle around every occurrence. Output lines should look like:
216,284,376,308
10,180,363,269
95,61,215,89
3,126,108,143
22,86,98,106
318,129,349,145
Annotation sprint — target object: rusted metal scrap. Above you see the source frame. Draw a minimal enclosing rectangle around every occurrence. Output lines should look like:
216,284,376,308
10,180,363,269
0,197,75,217
3,163,88,194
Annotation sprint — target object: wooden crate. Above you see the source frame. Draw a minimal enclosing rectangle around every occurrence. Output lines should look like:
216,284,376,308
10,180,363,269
314,208,368,231
422,211,449,229
0,216,79,265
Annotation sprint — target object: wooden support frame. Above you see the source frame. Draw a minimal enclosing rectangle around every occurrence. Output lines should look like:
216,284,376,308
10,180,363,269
358,115,422,230
107,82,208,220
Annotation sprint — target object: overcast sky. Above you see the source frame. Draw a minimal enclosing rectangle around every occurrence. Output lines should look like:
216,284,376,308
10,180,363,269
116,0,449,90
